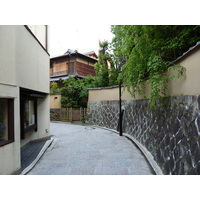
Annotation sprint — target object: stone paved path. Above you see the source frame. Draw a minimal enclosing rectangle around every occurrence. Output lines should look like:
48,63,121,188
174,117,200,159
27,122,154,175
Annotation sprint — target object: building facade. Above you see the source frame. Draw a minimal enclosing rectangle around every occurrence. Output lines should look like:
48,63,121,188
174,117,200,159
50,49,97,82
50,49,97,109
0,25,50,174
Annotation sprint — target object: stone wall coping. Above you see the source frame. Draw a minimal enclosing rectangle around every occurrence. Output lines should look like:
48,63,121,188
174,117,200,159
92,125,163,175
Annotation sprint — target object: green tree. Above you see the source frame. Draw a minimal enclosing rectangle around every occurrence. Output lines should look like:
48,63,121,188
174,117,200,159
50,82,59,94
60,75,96,108
95,40,118,87
60,77,81,108
111,25,200,107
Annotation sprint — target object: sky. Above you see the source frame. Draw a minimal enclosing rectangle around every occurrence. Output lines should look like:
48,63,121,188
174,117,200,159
49,24,114,57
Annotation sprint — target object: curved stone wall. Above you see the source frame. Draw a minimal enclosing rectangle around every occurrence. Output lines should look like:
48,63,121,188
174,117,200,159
87,95,200,175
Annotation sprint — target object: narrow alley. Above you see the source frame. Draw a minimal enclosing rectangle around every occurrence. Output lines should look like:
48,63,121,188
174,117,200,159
27,122,154,175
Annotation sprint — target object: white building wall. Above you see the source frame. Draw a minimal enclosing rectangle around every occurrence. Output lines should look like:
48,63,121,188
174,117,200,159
0,25,50,174
0,26,16,86
15,26,49,93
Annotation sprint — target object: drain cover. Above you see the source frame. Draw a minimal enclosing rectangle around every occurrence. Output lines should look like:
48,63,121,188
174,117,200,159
85,127,96,130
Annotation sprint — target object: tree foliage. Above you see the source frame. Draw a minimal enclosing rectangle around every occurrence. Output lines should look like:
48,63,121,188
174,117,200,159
95,40,118,87
111,25,200,107
50,82,60,94
50,76,97,108
50,40,120,108
59,76,97,108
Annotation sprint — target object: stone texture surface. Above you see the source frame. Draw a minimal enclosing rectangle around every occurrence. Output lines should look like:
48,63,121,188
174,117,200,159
87,95,200,175
27,122,154,175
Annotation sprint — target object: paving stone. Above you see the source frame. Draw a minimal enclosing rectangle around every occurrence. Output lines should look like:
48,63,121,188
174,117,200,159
94,167,130,175
46,167,71,175
28,168,49,175
27,122,154,175
128,169,154,175
96,159,117,168
68,167,95,175
115,159,136,168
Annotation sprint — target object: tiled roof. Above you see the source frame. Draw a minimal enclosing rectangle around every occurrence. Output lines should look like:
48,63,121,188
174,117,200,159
50,49,97,61
83,51,95,55
172,41,200,64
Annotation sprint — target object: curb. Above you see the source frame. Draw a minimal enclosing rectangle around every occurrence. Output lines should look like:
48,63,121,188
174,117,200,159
93,125,163,175
20,138,54,175
123,133,163,175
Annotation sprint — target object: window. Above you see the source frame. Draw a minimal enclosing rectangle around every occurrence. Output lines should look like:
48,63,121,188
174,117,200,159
20,97,37,139
24,100,35,128
20,88,46,139
0,98,14,146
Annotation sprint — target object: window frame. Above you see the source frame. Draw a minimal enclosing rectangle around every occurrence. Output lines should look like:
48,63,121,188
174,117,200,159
0,98,14,147
20,95,37,139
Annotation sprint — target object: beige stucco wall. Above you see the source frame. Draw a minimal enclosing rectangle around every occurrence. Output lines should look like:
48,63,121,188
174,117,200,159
89,46,200,102
168,47,200,96
88,85,151,102
50,94,61,109
87,80,167,102
0,25,50,174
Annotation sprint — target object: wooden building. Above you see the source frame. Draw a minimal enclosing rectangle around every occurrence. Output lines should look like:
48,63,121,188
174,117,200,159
50,49,97,82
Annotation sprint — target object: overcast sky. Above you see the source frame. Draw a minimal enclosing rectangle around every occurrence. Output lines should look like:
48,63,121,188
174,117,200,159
49,24,114,57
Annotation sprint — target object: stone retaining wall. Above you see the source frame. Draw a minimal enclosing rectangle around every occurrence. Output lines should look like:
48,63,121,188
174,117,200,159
87,95,200,175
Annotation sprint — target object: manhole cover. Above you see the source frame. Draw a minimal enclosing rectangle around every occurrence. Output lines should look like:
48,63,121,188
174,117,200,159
85,127,96,130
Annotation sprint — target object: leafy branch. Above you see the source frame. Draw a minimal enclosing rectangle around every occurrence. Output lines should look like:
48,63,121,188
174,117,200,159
111,25,199,108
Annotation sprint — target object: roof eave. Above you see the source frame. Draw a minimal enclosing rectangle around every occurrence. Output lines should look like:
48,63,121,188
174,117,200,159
50,52,97,61
171,41,200,65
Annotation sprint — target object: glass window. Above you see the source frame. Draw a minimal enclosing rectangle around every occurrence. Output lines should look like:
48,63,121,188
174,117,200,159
24,100,35,128
20,94,37,139
0,98,14,146
0,99,8,141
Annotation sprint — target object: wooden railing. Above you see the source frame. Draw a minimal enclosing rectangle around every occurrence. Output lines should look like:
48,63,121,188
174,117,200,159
50,70,68,77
